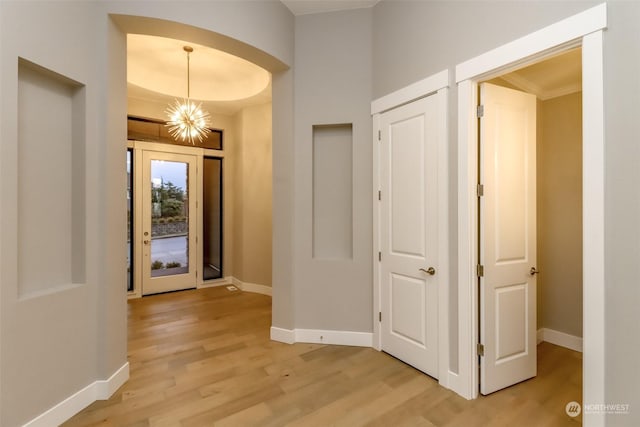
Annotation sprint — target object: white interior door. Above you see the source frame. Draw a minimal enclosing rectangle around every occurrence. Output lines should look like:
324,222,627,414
479,83,537,394
142,150,197,295
379,96,439,378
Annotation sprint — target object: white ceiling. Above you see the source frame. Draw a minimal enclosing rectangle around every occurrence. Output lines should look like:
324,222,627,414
493,48,582,100
127,34,272,116
280,0,380,16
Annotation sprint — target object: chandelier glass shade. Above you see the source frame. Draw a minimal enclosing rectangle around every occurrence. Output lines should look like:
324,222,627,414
165,46,211,144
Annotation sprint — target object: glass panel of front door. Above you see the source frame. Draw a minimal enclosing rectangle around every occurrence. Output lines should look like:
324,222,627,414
142,151,197,295
127,149,134,292
150,159,189,277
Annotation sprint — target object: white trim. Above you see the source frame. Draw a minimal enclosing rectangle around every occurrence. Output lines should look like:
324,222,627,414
499,73,582,101
295,329,373,347
128,276,273,297
537,328,583,353
128,139,224,158
23,363,129,427
198,277,231,289
581,29,605,426
538,83,582,101
372,112,382,351
455,3,607,82
370,69,449,115
454,78,479,400
270,326,295,344
435,87,450,388
231,277,273,296
269,327,373,347
94,362,130,399
454,4,606,413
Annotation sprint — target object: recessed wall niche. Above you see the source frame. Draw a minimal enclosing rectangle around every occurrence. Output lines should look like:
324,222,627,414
17,58,85,298
312,124,353,259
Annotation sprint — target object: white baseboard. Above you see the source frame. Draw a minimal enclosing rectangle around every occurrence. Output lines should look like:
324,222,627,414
270,326,295,344
270,327,372,347
537,328,583,352
295,329,373,347
198,277,230,289
231,277,272,296
95,362,130,398
24,362,129,427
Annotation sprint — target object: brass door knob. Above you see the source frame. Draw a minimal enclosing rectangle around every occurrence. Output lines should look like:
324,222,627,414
420,267,436,276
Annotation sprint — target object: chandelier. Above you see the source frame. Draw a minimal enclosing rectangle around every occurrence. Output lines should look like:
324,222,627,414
165,46,211,144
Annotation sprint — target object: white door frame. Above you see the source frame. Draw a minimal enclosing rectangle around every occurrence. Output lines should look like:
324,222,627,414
127,140,225,298
454,3,606,425
371,69,451,386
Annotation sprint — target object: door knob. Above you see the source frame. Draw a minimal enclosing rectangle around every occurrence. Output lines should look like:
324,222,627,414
420,267,436,276
530,267,540,276
143,240,150,245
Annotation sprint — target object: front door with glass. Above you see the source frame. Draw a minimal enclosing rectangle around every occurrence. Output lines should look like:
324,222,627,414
142,151,197,295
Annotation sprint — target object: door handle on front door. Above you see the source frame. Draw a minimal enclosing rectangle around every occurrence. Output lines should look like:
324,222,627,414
420,267,436,276
530,267,540,275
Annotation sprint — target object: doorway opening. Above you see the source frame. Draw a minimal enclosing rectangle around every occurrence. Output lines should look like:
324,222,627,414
454,5,605,417
125,33,274,298
477,47,583,395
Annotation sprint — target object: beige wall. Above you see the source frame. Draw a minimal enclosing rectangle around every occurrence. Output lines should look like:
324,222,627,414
537,92,583,337
128,99,273,287
233,103,273,286
293,8,373,331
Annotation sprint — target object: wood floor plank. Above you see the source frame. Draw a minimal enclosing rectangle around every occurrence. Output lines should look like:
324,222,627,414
63,287,582,426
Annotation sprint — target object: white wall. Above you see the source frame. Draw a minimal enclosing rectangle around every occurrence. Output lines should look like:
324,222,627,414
373,1,640,424
5,1,639,425
373,0,600,374
0,3,105,425
293,8,373,332
602,3,640,424
0,1,294,425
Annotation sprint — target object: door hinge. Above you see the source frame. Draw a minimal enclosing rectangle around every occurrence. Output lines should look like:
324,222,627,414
378,190,381,201
379,312,382,322
477,105,484,118
378,251,382,262
477,184,484,197
378,130,381,141
477,264,484,277
477,343,484,356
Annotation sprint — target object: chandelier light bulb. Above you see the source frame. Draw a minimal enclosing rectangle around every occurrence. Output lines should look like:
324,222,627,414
165,46,211,144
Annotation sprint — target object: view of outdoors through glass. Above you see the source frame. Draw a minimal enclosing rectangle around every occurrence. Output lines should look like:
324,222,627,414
150,160,189,277
127,150,133,291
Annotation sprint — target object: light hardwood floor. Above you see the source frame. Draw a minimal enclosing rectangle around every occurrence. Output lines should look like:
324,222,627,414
64,287,582,426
